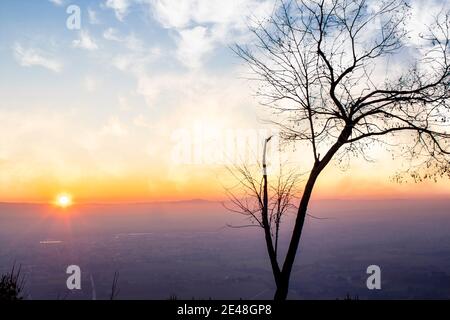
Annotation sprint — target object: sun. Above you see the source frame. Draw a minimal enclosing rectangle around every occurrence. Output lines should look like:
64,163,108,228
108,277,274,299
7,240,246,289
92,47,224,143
55,193,73,208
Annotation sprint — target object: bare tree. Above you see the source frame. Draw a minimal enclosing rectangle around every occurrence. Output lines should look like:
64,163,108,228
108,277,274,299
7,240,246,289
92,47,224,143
225,137,300,294
234,0,450,300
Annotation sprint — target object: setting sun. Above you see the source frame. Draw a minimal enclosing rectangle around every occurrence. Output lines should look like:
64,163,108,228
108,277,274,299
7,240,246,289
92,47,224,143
55,193,73,208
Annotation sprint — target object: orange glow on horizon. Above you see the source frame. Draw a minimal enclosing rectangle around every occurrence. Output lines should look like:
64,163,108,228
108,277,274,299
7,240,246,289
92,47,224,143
0,166,449,204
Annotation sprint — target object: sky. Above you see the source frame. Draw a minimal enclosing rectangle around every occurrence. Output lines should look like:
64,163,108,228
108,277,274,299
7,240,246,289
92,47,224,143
0,0,449,203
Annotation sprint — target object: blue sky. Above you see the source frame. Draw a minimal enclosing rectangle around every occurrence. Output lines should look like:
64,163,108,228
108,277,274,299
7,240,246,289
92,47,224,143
0,0,278,123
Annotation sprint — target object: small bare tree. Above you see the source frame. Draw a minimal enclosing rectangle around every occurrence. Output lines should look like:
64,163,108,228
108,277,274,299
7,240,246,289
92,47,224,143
233,0,450,299
225,137,300,293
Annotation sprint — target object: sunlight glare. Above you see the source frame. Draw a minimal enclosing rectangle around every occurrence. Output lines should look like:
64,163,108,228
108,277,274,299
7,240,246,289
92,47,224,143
55,193,73,208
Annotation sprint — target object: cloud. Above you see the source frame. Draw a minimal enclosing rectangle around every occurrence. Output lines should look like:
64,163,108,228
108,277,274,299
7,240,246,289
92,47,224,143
72,30,99,50
175,26,214,69
148,0,270,29
104,28,160,73
13,43,63,73
133,67,256,117
103,28,149,51
146,0,275,68
101,0,274,68
406,0,448,46
148,0,195,29
149,0,275,34
104,0,132,21
88,8,101,24
48,0,64,6
103,28,122,41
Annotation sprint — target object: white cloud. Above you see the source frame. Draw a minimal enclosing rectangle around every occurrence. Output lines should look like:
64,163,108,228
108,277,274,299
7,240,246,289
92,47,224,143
112,49,160,73
13,43,63,73
146,0,275,68
72,30,99,51
149,0,275,34
406,0,448,46
104,0,132,21
112,55,134,71
104,28,160,73
148,0,194,29
103,28,148,51
102,0,275,68
176,26,214,69
103,28,122,41
135,73,163,107
123,33,145,51
88,8,101,24
49,0,64,6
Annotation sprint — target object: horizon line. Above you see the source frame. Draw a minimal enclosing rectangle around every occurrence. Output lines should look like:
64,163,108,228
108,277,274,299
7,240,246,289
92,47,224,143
1,196,450,206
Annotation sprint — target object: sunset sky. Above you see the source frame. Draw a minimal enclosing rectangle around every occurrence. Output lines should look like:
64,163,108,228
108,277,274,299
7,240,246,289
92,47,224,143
0,0,449,203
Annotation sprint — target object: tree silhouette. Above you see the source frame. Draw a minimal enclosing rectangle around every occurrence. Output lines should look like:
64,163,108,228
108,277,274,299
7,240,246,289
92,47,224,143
233,0,450,300
224,137,301,283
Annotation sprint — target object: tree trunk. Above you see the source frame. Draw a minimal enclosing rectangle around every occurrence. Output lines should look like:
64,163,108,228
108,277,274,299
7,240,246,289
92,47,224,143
273,168,319,300
274,274,290,300
262,136,281,287
273,125,352,300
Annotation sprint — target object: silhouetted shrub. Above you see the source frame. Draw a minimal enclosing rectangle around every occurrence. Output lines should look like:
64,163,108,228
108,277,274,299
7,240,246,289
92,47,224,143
0,265,25,301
